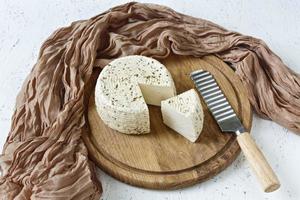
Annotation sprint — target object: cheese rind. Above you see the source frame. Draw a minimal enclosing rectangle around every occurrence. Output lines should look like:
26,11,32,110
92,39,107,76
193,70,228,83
161,89,204,142
95,55,176,134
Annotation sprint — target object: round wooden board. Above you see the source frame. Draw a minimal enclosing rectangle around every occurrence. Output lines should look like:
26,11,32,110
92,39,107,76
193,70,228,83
83,55,252,190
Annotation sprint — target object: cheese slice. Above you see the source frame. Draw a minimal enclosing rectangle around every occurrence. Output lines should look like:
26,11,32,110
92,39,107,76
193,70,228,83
161,89,204,142
95,55,176,134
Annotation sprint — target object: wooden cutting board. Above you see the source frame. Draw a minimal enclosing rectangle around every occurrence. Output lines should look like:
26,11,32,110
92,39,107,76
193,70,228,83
82,55,252,190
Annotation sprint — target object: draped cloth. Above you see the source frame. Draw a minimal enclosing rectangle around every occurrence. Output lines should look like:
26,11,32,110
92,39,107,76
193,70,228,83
0,2,299,199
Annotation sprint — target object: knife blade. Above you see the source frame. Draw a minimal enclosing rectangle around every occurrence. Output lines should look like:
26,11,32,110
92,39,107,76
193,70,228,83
190,69,280,192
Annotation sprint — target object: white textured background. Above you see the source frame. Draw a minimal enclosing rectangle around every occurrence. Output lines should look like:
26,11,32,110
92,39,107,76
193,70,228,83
0,0,300,199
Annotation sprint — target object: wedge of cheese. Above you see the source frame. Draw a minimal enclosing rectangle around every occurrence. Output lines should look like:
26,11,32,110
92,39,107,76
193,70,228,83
161,89,204,142
95,55,176,134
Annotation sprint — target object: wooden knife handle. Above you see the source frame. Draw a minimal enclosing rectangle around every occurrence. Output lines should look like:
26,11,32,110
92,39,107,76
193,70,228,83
237,132,280,192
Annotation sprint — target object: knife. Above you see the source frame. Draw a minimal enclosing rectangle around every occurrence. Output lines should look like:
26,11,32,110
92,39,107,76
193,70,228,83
190,69,280,192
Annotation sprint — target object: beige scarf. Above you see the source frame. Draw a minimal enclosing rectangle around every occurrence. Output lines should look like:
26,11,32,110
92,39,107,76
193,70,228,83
0,2,299,199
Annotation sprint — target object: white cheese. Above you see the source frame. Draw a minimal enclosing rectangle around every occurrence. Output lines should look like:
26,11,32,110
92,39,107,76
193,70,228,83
95,55,176,134
161,89,204,142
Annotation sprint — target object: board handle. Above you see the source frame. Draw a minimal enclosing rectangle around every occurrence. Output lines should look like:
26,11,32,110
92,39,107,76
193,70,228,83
237,132,280,192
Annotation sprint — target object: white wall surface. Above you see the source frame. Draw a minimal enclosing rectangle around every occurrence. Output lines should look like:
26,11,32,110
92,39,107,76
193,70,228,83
0,0,299,199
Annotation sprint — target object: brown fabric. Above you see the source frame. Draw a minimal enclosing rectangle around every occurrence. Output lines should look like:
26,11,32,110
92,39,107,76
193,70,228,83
0,2,299,199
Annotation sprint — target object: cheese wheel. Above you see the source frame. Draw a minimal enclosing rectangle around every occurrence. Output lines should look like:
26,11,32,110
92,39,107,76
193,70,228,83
95,55,176,134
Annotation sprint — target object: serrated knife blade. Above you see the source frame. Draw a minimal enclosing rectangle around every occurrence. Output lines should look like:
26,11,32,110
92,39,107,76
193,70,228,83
190,69,280,193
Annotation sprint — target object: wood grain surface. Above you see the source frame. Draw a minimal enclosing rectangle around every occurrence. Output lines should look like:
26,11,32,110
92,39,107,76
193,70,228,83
82,55,252,190
237,132,280,192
